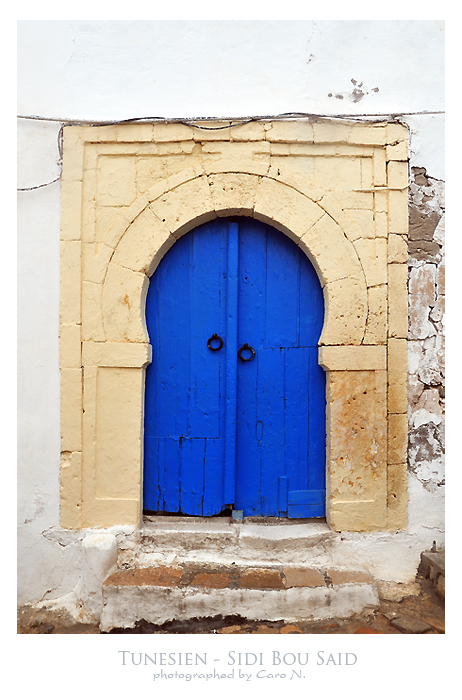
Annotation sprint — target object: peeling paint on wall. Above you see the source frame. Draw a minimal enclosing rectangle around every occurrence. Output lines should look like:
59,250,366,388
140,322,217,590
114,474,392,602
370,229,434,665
408,166,445,493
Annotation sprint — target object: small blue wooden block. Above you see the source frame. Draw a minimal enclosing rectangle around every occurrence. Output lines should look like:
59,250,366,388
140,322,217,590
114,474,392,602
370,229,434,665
232,509,244,521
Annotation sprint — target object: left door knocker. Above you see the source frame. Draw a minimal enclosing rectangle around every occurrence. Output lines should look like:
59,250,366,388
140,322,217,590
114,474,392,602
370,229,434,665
207,333,224,351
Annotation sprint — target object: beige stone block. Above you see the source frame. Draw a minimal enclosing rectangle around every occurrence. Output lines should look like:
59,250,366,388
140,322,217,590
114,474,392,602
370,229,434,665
61,368,82,452
386,140,408,161
315,157,361,190
388,161,409,189
81,197,96,243
229,121,268,141
388,189,409,234
388,234,408,263
388,263,408,339
95,206,125,245
326,369,388,530
60,180,83,241
61,138,85,182
81,281,105,341
353,238,388,287
328,500,388,532
334,191,374,211
254,177,324,244
102,263,149,342
152,122,194,142
150,175,214,238
375,211,388,238
346,209,374,238
202,157,268,178
319,345,386,371
59,324,81,369
60,241,81,325
203,140,271,164
191,122,232,140
266,165,323,202
388,413,408,464
81,498,141,529
361,157,373,188
82,364,97,435
373,149,387,187
82,342,151,368
270,142,291,156
60,451,82,529
374,190,388,213
136,153,193,188
387,122,409,145
388,338,408,413
283,567,326,588
312,121,350,143
114,123,155,142
266,120,314,142
112,206,174,275
95,367,144,499
363,285,387,345
317,195,362,242
387,462,408,530
300,213,363,287
348,124,387,146
321,275,367,346
146,154,202,189
83,243,114,284
81,125,119,142
208,171,260,217
97,155,137,206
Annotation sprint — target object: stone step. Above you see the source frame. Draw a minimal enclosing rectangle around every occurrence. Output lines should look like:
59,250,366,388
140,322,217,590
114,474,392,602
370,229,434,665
117,516,339,568
418,549,445,598
101,562,379,632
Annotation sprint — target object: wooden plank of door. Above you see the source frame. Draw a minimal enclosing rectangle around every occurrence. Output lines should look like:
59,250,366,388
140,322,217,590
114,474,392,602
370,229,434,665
223,220,239,506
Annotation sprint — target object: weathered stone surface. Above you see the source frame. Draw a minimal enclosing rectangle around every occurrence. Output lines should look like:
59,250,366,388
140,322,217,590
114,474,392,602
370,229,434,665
327,370,387,518
363,285,387,344
411,388,443,429
390,616,432,634
102,263,149,342
327,570,374,585
409,205,442,242
321,275,367,346
239,568,284,589
104,566,183,587
388,339,408,414
319,345,386,371
283,567,326,588
388,263,408,338
190,573,232,589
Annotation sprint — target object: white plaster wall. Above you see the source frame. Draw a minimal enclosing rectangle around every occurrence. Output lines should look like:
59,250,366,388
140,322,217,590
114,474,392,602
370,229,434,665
17,20,445,604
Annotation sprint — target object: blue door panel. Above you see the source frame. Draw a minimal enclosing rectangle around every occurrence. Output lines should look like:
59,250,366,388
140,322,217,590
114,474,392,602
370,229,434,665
144,217,326,517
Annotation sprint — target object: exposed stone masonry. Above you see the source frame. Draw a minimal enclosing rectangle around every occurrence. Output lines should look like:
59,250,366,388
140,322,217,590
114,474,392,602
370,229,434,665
408,167,445,492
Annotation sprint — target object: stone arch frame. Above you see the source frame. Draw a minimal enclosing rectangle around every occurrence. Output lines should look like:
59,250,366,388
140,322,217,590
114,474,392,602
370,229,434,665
102,167,368,347
59,121,409,533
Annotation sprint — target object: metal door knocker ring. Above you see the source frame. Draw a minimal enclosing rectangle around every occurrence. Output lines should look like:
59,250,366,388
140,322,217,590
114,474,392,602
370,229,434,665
238,343,255,362
207,333,224,351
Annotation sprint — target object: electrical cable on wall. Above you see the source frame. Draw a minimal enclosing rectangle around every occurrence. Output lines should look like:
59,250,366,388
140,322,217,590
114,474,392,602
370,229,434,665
17,110,445,192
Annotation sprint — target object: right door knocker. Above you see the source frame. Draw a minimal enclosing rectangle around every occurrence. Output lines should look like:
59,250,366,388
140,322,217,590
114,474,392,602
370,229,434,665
238,343,255,361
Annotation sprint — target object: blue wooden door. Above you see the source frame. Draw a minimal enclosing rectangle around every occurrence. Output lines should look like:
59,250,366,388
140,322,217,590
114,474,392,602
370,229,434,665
143,217,326,517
